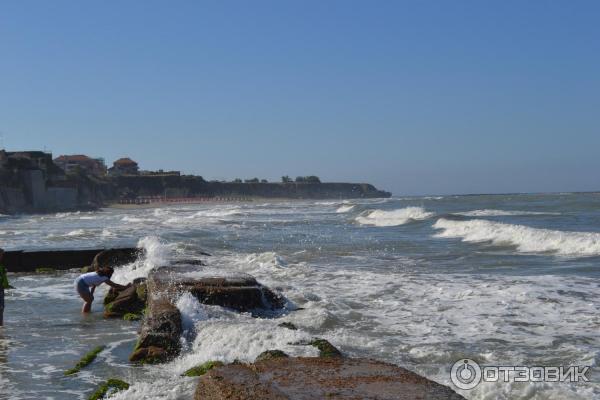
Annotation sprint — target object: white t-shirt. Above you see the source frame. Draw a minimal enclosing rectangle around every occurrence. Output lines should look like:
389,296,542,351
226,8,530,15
81,272,109,287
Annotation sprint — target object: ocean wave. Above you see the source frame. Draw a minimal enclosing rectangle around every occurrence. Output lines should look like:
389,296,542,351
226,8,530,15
433,218,600,256
188,208,243,218
112,236,173,283
355,207,435,227
455,209,560,217
336,205,355,213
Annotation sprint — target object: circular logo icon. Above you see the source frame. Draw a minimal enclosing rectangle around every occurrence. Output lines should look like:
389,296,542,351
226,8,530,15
450,358,482,390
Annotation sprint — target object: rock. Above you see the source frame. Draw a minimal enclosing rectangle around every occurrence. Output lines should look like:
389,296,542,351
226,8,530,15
255,350,289,362
88,378,130,400
195,357,465,400
309,339,342,358
182,360,224,377
103,279,147,318
129,345,169,364
34,267,56,274
123,313,142,321
127,267,285,364
278,322,297,330
129,295,182,363
152,267,286,311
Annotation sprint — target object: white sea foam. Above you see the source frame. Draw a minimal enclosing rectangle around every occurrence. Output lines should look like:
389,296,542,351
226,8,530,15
112,236,173,284
456,209,560,217
336,205,355,213
355,207,434,227
433,218,600,256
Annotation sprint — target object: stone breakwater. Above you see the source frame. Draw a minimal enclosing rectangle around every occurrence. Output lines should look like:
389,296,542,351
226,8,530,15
101,261,465,399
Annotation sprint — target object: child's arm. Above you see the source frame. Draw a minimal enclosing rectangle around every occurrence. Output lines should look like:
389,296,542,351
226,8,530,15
105,280,130,291
90,286,96,296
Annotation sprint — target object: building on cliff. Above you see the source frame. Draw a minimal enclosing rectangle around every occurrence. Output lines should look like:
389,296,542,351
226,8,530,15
54,154,107,176
109,157,139,176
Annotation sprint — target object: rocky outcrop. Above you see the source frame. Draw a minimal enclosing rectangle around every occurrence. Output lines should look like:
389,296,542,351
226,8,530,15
129,296,182,364
195,357,465,400
104,278,147,319
128,266,286,364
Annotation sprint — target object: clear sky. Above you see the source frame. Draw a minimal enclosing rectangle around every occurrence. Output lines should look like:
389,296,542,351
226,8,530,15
1,1,599,195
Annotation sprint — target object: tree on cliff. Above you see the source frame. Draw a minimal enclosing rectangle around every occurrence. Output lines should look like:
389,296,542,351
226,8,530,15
245,178,259,183
295,176,321,183
281,176,292,183
233,178,242,183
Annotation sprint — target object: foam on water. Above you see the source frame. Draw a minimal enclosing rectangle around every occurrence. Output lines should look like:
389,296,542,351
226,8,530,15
112,236,173,284
456,209,560,217
433,218,600,256
355,207,435,226
336,204,355,213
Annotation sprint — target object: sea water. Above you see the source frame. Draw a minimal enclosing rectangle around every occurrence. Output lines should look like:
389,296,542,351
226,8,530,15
0,193,599,399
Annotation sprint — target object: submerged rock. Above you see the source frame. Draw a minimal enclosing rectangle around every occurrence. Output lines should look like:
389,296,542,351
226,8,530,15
88,378,130,400
309,339,342,358
182,360,224,377
255,350,289,362
195,357,465,400
64,345,105,376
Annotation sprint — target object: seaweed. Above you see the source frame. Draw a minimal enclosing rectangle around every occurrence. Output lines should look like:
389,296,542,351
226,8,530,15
64,345,106,375
182,360,224,377
88,378,129,400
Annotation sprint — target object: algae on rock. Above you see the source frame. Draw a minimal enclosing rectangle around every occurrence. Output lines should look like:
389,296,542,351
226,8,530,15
88,378,130,400
64,345,106,376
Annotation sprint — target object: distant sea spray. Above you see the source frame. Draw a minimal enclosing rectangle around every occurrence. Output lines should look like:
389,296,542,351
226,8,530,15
433,218,600,257
355,207,435,227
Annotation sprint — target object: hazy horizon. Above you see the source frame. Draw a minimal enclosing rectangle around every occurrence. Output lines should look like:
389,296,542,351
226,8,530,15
1,1,599,196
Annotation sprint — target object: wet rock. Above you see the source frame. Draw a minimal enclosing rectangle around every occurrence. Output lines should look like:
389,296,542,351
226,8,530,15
123,313,142,321
103,280,147,319
152,267,286,311
88,378,130,400
183,360,224,377
129,345,169,364
255,350,289,362
309,339,342,358
34,267,56,274
129,295,182,363
195,357,465,400
278,322,298,330
64,345,105,376
128,267,285,364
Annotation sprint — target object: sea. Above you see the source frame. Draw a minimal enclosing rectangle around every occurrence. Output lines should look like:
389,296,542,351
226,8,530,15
0,193,599,399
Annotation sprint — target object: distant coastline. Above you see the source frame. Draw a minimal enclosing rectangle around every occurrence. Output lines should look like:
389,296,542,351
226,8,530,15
0,150,391,215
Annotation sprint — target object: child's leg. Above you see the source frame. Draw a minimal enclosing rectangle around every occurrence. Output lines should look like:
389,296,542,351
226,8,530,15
82,300,92,313
76,281,93,313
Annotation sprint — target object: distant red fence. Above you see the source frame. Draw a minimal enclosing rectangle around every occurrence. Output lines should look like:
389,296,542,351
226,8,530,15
118,196,252,204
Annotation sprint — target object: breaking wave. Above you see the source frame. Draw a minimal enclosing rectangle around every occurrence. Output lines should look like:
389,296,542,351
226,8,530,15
455,209,560,217
336,205,355,213
355,207,434,227
112,236,173,283
433,218,600,256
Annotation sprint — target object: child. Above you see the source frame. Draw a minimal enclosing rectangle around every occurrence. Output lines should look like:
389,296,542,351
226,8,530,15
0,248,12,326
74,266,129,313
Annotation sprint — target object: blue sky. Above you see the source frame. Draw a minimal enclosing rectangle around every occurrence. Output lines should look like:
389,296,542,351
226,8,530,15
1,1,599,195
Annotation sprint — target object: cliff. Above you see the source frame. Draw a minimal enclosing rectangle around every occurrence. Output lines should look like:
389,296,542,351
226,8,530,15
0,150,390,214
112,175,391,200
